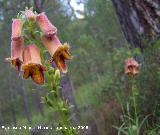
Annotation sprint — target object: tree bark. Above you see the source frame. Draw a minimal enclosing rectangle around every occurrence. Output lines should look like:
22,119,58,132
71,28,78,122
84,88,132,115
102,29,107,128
34,0,44,13
112,0,160,50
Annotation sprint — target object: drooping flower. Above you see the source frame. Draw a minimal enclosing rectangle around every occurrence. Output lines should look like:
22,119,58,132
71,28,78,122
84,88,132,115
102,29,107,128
25,9,36,21
124,58,140,76
36,12,57,38
6,37,24,71
22,44,46,85
11,19,23,41
41,35,72,73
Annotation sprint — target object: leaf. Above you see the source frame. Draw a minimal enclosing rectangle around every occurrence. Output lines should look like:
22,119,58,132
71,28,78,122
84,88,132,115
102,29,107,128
113,126,129,135
138,114,151,132
122,115,135,124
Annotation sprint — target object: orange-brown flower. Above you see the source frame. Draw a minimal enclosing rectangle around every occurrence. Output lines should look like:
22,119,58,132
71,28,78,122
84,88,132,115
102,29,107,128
25,10,36,21
41,35,72,73
6,37,24,71
22,44,46,85
11,19,23,41
36,12,57,38
124,58,140,76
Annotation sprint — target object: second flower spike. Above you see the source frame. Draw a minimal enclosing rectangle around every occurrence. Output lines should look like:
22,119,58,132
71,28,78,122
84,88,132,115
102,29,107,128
124,58,140,76
22,44,46,85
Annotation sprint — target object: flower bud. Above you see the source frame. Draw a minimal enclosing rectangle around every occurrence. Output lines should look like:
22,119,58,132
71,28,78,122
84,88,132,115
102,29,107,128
36,12,57,38
11,19,23,41
54,69,61,81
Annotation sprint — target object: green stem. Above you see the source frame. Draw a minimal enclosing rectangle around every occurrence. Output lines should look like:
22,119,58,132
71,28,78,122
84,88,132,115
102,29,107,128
131,78,139,135
44,67,77,135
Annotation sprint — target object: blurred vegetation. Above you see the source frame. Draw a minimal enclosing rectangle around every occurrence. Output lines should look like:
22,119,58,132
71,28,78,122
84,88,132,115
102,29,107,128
0,0,160,135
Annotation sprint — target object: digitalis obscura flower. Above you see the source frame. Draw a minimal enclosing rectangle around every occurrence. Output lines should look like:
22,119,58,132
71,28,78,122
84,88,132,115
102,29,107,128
11,19,23,41
124,58,140,76
41,35,72,73
22,44,46,85
6,37,24,71
36,12,57,38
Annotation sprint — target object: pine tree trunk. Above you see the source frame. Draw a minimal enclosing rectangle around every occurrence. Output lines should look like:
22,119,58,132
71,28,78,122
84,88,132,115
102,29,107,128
112,0,160,50
34,0,44,13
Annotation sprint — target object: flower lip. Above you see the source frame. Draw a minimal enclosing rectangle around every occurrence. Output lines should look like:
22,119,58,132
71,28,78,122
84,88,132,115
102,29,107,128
36,12,57,38
22,44,46,85
11,19,23,41
22,63,46,85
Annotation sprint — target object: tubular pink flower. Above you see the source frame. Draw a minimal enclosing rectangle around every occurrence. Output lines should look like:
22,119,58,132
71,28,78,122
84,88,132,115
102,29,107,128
11,19,23,41
41,35,72,73
36,12,57,38
22,44,46,85
124,58,140,76
6,37,24,71
25,10,36,21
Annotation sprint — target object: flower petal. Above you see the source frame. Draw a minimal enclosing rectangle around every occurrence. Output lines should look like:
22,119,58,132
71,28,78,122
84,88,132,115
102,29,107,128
23,44,42,65
22,45,46,85
41,35,60,56
31,65,45,85
6,37,24,70
52,43,72,73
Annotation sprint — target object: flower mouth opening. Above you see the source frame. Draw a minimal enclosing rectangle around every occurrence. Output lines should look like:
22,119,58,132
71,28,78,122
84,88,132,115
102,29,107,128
52,43,72,73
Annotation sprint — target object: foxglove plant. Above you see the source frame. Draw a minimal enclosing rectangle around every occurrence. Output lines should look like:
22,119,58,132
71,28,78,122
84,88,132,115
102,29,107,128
114,58,150,135
6,8,76,135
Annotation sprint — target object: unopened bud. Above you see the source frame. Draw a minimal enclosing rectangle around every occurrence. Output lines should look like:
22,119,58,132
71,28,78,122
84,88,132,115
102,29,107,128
48,67,55,75
54,69,61,81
